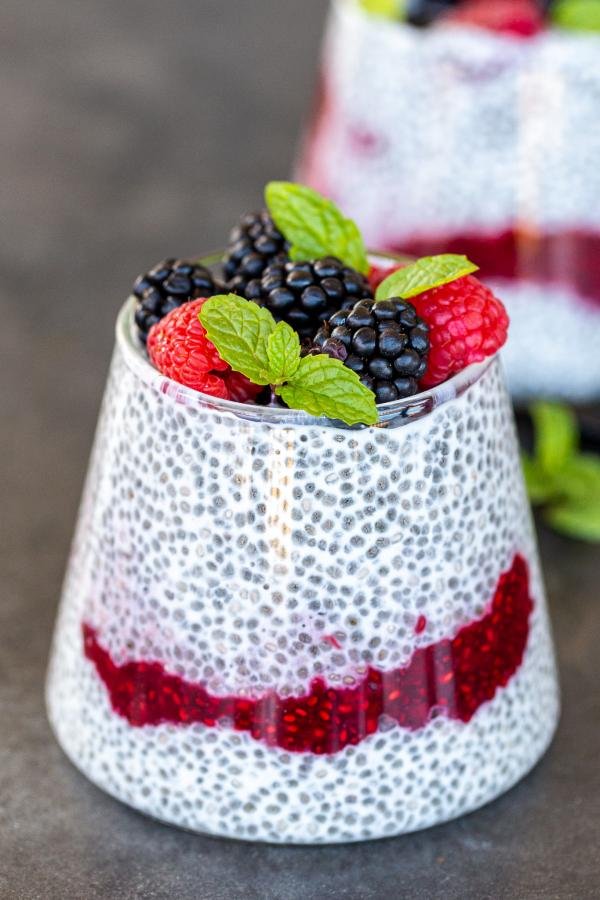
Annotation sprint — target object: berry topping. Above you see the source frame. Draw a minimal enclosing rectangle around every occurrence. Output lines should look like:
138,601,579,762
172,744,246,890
199,294,378,426
406,0,460,27
411,275,509,388
444,0,545,37
360,0,549,31
245,257,374,339
222,369,267,404
223,210,289,296
312,297,430,404
136,181,509,424
133,259,225,344
147,299,262,403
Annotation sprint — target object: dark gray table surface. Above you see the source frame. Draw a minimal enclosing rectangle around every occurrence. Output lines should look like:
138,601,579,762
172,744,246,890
1,1,599,898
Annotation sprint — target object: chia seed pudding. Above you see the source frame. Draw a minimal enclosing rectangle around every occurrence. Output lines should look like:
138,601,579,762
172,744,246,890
298,0,600,401
46,293,559,842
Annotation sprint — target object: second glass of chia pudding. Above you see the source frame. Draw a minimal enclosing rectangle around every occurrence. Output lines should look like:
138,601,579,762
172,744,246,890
298,0,600,402
46,183,559,843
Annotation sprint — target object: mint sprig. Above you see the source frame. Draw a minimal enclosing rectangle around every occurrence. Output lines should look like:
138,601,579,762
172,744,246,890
522,402,600,542
360,0,400,19
267,322,300,383
265,182,369,275
195,294,274,385
552,0,600,32
375,254,479,301
531,402,577,475
199,295,377,426
277,355,377,426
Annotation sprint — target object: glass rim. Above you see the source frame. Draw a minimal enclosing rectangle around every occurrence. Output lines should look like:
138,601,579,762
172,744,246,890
116,252,498,431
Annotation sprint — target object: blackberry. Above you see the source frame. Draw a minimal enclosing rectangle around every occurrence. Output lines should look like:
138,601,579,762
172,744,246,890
313,297,430,404
246,256,374,339
406,0,458,27
132,259,224,343
223,210,289,295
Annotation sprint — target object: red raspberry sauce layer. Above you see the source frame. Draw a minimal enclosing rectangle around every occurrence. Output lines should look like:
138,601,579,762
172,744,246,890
83,554,532,755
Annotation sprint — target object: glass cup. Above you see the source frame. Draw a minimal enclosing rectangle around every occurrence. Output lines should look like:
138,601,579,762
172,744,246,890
298,0,600,402
46,256,559,843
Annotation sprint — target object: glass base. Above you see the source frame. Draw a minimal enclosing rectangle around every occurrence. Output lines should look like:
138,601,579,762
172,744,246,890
47,678,558,843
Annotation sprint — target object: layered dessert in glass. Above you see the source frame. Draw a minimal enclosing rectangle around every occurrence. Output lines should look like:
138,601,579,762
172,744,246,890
46,184,559,843
298,0,600,401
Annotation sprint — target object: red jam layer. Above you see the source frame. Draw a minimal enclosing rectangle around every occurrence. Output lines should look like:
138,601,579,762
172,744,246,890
394,230,600,304
300,82,600,305
83,554,532,755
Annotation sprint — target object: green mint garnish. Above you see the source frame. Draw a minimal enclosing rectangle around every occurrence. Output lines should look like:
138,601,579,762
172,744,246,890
276,355,378,427
552,0,600,32
375,254,479,301
196,294,274,385
265,182,369,275
267,321,301,383
530,402,577,476
522,402,600,543
544,497,600,543
360,0,401,19
199,295,377,426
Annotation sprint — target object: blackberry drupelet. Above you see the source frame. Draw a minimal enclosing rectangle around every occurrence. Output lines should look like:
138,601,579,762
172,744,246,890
407,0,459,26
133,259,224,344
223,210,289,295
313,297,430,404
246,256,374,339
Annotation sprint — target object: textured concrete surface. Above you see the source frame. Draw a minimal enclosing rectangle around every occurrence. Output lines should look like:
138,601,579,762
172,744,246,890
1,1,599,898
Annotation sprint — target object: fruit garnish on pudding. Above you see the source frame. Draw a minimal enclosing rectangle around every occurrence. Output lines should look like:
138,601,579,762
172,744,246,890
81,182,524,757
359,0,595,38
132,181,508,425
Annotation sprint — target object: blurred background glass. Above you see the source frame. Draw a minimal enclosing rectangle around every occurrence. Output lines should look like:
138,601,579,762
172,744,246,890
298,0,600,402
3,0,600,892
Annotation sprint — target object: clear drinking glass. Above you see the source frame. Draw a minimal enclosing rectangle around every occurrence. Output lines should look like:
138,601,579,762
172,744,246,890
298,0,600,402
46,256,559,843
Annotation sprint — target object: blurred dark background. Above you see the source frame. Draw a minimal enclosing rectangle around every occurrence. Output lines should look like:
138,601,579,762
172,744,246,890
1,0,326,742
1,2,599,899
2,0,326,550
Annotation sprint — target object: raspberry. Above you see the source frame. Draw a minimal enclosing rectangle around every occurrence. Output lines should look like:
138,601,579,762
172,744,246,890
312,297,430,404
411,275,509,388
222,369,264,404
223,211,289,296
247,257,373,339
147,299,261,403
133,258,225,344
444,0,545,37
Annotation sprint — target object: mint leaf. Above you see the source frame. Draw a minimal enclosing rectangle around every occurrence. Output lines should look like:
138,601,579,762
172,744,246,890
523,401,600,543
199,294,275,385
277,355,378,426
544,498,600,543
531,402,578,475
552,0,600,32
560,455,600,501
265,182,369,275
521,456,556,505
199,294,377,425
375,254,479,301
266,322,301,384
360,0,400,18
